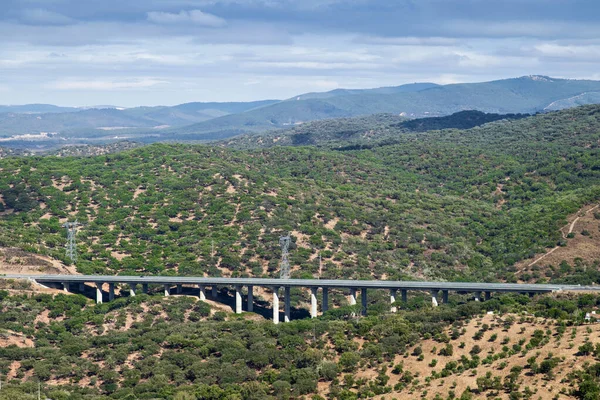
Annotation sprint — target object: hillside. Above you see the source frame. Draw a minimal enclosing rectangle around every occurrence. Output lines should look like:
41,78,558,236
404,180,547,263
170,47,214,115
0,105,600,284
219,111,528,149
1,278,600,399
174,76,600,141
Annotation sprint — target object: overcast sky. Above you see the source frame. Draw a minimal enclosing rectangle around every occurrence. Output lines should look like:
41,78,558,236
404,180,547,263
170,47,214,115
1,0,600,107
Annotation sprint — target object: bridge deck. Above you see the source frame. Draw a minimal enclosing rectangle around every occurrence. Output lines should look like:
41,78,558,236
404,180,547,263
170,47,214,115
0,274,591,293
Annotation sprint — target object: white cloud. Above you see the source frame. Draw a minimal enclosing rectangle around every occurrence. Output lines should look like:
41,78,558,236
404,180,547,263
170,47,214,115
533,43,600,61
356,36,459,46
147,10,226,27
21,9,74,26
47,78,169,90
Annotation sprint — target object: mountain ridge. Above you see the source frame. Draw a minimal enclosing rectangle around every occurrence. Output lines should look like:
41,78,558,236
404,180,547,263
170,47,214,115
3,76,600,148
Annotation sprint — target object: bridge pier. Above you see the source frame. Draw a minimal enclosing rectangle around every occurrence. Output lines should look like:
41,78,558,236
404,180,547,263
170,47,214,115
485,291,491,301
474,291,481,302
431,290,438,307
109,283,115,301
235,285,242,314
442,290,449,304
349,288,357,306
78,283,85,292
272,287,280,324
198,285,206,301
96,283,103,304
311,287,318,318
361,288,368,316
284,286,291,322
247,285,253,312
164,284,170,296
129,283,136,297
142,283,148,294
176,284,182,294
390,289,397,313
62,282,69,293
212,286,218,298
322,287,329,312
401,289,407,303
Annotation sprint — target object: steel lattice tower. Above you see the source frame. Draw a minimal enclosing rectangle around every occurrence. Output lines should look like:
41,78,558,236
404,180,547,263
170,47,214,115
279,234,291,279
62,221,82,263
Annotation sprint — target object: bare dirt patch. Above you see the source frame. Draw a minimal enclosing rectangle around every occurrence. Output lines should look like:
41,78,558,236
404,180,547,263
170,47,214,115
0,247,76,275
0,330,34,348
517,202,600,276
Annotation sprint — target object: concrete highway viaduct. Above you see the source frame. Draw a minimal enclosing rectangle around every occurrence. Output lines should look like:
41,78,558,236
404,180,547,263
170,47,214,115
2,275,594,324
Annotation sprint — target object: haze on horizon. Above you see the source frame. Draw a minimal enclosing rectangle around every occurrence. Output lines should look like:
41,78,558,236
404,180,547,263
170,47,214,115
1,0,600,107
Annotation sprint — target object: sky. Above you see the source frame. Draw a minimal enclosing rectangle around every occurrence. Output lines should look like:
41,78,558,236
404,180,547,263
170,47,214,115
1,0,600,107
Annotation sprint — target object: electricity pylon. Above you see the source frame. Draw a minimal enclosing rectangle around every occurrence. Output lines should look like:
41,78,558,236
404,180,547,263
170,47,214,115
62,220,83,263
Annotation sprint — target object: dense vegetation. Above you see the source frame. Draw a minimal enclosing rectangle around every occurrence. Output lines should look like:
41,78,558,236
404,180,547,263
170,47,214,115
394,110,529,132
1,105,600,283
2,281,600,399
221,110,528,149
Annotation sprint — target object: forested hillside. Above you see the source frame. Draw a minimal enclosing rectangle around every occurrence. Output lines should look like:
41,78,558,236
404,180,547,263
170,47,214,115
2,280,600,399
220,110,528,149
1,105,600,283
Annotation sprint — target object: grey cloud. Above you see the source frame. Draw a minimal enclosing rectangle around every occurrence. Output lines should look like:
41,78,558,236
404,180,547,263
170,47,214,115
20,8,74,25
147,9,226,27
1,0,600,106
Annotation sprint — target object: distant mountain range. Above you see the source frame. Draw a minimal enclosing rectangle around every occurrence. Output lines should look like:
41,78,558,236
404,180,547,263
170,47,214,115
0,100,279,136
2,75,600,148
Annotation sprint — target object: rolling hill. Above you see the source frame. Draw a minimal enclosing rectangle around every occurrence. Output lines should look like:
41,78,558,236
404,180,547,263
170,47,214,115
4,76,600,148
0,100,280,137
170,76,600,141
1,105,600,285
2,105,600,399
219,110,530,149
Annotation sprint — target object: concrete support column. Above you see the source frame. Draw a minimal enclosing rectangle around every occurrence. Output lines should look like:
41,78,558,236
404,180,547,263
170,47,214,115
310,287,318,318
401,289,408,303
349,288,357,305
235,285,242,314
272,287,280,325
176,284,182,294
95,283,103,304
431,290,438,307
109,283,115,301
361,288,368,316
164,284,170,296
474,291,481,302
78,283,85,292
284,286,291,323
442,290,449,304
485,291,492,301
142,283,148,294
129,283,136,297
247,285,254,312
390,289,397,313
62,282,69,293
322,288,329,313
212,286,218,298
198,285,206,301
